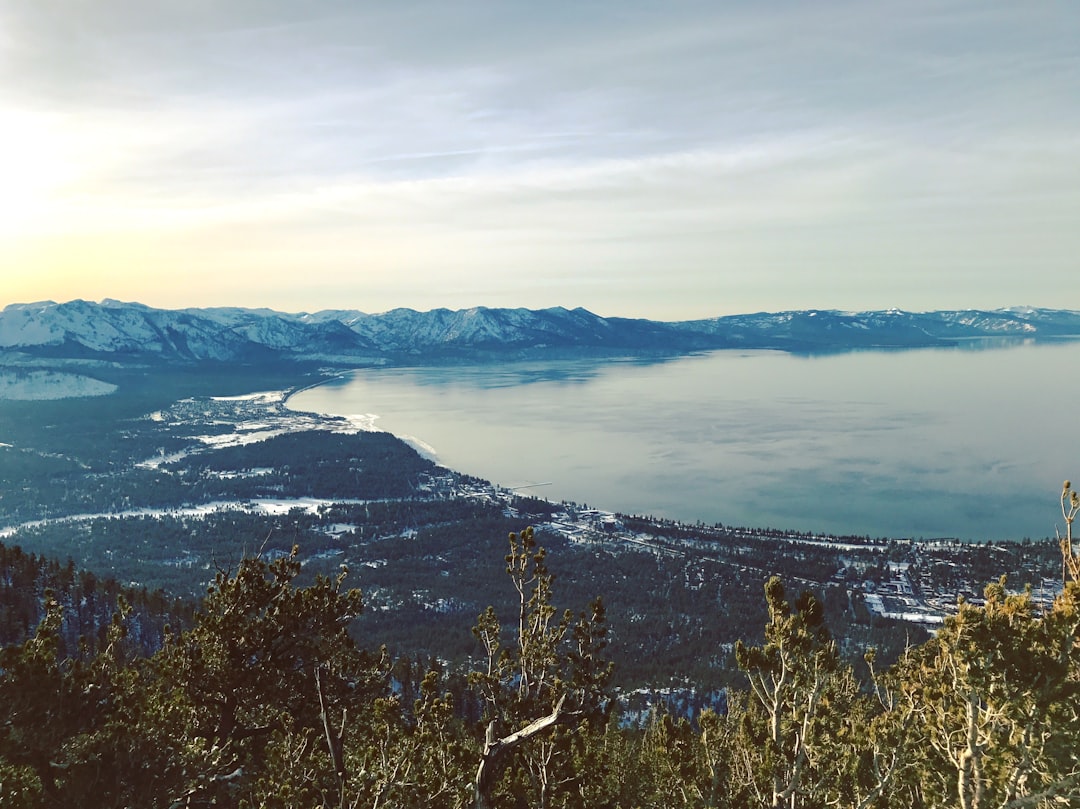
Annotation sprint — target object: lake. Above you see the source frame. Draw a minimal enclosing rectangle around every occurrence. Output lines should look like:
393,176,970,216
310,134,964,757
288,339,1080,541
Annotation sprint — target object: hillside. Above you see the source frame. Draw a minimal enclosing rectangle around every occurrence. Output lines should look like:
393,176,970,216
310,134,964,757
2,301,1079,384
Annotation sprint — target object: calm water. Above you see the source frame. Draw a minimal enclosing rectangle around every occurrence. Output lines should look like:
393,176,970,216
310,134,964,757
289,340,1080,541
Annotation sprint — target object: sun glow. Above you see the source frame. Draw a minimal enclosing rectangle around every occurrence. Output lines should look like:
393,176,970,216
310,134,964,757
0,110,83,238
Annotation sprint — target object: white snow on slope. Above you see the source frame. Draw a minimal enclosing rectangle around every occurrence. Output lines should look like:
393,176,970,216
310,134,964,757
210,391,287,403
0,498,369,539
0,370,117,400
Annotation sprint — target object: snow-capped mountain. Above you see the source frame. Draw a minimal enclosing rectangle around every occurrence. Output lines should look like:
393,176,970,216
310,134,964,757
317,306,683,352
1,300,1078,365
673,307,1080,348
0,300,377,362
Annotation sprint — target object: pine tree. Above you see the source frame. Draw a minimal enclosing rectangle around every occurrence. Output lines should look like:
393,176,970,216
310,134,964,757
470,527,613,809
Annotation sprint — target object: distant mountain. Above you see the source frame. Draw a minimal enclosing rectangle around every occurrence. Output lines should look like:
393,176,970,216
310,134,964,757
0,299,379,364
2,300,1079,368
299,306,698,353
673,306,1080,349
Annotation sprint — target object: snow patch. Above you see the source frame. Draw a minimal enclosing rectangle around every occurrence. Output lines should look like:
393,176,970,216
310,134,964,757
400,434,439,460
342,413,381,432
196,429,285,448
136,449,196,470
0,497,369,538
0,370,117,400
211,391,286,404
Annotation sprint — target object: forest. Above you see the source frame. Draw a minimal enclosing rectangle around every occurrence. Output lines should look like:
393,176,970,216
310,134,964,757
1,493,1079,809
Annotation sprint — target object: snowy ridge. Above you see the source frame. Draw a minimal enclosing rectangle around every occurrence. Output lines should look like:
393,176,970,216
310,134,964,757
673,307,1080,347
1,300,1078,366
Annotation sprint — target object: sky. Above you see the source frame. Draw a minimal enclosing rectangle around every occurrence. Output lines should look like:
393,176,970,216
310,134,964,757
1,1,1078,320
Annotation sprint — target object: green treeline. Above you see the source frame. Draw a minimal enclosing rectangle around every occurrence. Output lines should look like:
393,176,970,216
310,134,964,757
1,527,1078,809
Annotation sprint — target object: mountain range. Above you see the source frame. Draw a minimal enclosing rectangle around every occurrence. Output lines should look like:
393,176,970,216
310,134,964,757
1,299,1079,366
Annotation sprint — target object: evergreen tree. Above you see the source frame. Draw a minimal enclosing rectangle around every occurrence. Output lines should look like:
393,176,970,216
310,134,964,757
470,527,613,809
889,578,1080,809
734,577,851,808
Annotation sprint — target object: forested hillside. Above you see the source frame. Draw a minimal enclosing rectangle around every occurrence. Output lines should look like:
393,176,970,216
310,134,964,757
0,543,193,656
2,508,1079,809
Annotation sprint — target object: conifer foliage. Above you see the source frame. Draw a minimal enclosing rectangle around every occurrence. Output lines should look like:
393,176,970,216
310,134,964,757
1,517,1078,808
470,527,614,809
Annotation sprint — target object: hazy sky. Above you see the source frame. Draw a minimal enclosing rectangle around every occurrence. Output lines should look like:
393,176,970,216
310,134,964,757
2,1,1077,319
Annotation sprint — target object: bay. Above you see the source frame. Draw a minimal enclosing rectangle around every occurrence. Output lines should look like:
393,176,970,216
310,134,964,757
288,340,1080,541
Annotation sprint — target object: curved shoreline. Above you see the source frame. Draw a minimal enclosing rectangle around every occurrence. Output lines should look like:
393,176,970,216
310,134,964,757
276,345,1078,542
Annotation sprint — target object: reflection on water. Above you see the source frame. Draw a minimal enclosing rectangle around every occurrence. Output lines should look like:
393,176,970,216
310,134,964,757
320,355,686,391
290,340,1080,541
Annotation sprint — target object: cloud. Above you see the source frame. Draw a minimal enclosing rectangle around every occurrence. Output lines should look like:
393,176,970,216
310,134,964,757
1,1,1078,316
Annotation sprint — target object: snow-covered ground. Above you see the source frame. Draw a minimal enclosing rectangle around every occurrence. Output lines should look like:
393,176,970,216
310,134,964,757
863,592,945,625
0,497,370,539
0,370,117,400
210,391,287,404
136,389,382,469
197,428,289,448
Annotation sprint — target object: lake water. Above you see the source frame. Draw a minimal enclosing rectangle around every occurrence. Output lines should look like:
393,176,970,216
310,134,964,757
288,340,1080,541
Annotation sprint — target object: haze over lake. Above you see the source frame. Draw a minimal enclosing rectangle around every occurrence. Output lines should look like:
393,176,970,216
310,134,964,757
289,340,1080,541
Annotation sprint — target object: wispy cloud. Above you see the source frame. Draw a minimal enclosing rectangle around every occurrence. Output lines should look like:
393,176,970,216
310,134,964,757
2,1,1078,316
